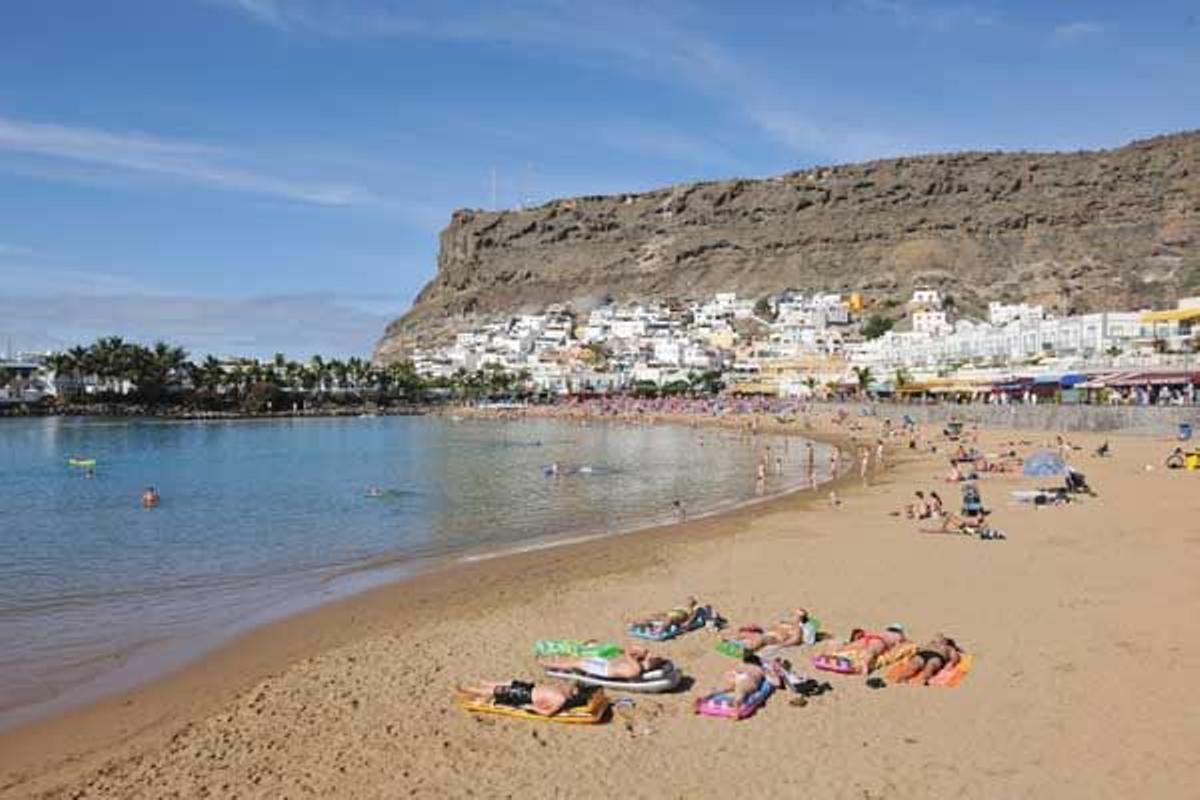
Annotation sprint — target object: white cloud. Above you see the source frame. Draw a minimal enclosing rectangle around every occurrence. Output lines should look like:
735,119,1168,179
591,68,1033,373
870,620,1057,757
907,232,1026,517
0,115,371,206
210,0,907,165
1054,21,1106,41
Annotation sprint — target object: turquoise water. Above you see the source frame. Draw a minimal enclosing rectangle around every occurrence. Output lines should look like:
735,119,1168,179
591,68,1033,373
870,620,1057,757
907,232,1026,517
0,415,828,727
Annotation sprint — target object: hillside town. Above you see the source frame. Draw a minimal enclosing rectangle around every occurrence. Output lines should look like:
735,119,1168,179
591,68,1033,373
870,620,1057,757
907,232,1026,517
4,289,1200,410
407,288,1200,403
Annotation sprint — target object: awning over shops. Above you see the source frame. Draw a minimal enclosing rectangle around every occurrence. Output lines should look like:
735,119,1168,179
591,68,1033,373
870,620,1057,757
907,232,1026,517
1139,308,1200,323
1091,371,1200,388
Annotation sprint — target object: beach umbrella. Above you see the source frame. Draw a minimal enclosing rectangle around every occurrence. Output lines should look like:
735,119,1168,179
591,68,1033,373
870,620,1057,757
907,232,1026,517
1023,451,1067,477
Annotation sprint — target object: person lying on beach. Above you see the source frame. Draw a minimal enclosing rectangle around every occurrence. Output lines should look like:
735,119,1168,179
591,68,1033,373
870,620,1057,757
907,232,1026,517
890,635,962,684
722,609,812,652
457,679,580,716
905,491,932,519
538,645,666,680
840,626,907,673
708,654,783,706
632,597,702,630
922,512,979,535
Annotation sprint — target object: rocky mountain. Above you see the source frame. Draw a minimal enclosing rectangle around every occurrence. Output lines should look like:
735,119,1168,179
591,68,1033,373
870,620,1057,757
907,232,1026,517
374,131,1200,364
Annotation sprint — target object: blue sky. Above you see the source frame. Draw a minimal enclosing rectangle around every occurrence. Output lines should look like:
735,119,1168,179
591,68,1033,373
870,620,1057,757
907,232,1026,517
2,0,1198,358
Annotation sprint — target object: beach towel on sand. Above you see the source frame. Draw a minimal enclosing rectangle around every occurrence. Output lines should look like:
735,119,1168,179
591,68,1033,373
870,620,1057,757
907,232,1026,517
886,653,974,687
455,686,610,723
695,680,774,720
813,643,917,675
533,640,622,659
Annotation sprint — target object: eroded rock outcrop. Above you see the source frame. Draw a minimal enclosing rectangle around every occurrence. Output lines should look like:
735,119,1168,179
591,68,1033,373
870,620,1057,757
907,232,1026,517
375,131,1200,363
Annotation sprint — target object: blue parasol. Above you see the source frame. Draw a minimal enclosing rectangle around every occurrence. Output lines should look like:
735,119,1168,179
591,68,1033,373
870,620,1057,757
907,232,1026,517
1023,451,1067,477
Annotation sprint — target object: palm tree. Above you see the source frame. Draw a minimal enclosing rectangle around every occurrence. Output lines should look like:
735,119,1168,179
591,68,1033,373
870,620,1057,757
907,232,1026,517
802,376,819,398
852,366,873,398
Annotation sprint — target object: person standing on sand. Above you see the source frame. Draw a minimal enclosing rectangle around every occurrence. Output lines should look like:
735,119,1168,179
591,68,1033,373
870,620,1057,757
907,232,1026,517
806,442,815,474
756,461,767,495
859,447,870,488
775,456,783,477
875,439,885,470
830,448,841,477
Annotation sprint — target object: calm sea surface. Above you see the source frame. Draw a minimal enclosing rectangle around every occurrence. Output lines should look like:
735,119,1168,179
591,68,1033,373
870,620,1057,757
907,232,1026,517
0,415,828,727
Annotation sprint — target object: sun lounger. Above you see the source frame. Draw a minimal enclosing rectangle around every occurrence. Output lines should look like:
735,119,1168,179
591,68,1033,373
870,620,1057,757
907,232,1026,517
543,661,682,693
455,685,610,724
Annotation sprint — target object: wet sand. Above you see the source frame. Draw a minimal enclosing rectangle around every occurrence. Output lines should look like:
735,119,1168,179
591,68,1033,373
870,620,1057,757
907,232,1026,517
3,411,1199,799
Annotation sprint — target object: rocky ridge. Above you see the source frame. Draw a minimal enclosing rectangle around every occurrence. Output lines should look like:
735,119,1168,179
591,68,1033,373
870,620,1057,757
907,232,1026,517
375,131,1200,363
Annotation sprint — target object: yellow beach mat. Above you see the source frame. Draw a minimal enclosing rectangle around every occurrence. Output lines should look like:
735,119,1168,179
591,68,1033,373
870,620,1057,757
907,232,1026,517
455,688,610,724
886,653,974,687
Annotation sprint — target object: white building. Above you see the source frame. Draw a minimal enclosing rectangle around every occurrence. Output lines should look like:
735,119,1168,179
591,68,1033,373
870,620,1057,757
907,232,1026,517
909,288,942,309
912,309,952,335
988,301,1045,326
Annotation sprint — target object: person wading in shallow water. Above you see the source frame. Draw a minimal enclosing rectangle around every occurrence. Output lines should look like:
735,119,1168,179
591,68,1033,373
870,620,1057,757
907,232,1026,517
141,486,160,509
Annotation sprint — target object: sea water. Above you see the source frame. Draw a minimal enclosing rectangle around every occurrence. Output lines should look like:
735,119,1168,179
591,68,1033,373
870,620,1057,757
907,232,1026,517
0,415,829,727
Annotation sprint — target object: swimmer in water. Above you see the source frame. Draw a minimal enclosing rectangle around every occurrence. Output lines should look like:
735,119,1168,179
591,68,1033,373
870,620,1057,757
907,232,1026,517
366,487,383,498
141,486,160,509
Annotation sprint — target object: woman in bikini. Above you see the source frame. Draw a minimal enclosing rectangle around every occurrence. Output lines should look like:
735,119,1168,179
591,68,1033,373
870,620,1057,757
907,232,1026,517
709,654,783,706
631,597,700,630
891,635,962,684
841,625,907,673
722,608,811,652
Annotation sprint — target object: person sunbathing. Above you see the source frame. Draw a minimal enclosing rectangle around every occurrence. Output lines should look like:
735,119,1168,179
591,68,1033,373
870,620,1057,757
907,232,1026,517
840,626,907,673
891,635,962,684
924,512,979,535
928,491,945,517
723,608,811,652
631,597,705,633
709,654,783,706
539,645,666,680
458,679,580,716
905,491,931,519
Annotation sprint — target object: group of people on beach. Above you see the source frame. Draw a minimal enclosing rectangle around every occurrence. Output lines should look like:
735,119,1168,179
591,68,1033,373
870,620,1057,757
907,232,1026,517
458,596,968,720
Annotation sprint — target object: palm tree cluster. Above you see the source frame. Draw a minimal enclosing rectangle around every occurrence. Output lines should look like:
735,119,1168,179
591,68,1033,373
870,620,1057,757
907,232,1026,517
43,337,429,410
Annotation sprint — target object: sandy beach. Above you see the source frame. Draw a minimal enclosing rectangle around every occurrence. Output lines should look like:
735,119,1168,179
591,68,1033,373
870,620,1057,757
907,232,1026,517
3,409,1199,799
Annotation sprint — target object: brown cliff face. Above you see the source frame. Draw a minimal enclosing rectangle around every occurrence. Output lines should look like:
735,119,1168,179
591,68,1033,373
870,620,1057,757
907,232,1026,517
374,131,1200,363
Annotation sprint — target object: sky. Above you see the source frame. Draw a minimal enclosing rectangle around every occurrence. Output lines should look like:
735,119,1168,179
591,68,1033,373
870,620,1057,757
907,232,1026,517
2,0,1198,358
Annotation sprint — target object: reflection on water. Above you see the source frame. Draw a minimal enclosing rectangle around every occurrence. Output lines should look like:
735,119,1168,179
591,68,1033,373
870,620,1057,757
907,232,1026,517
0,415,829,726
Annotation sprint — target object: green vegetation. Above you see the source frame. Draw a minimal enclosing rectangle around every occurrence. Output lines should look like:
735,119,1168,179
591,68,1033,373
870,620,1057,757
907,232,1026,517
42,336,431,411
862,316,894,339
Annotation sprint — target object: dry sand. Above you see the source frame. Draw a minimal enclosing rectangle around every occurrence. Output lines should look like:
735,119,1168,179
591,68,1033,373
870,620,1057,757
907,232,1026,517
2,411,1199,799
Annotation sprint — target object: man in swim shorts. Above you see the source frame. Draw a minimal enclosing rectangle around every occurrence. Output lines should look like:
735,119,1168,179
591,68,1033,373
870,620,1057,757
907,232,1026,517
891,635,962,684
458,679,580,716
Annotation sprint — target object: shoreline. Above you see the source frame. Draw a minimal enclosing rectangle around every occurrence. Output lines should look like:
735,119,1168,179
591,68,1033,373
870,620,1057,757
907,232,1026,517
0,411,851,788
6,410,1196,798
